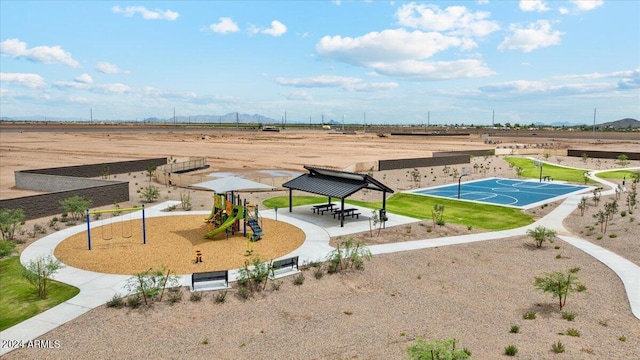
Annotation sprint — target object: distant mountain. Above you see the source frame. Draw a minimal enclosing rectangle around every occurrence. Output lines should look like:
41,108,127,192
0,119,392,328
598,118,640,129
144,112,277,124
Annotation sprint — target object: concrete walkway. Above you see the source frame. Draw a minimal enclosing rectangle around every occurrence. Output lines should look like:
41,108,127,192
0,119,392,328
2,167,639,356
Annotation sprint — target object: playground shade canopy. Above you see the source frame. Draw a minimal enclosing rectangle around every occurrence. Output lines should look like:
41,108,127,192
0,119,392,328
188,176,275,193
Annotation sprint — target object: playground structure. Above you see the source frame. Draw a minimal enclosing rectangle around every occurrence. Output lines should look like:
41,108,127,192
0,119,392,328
85,205,146,250
204,193,264,242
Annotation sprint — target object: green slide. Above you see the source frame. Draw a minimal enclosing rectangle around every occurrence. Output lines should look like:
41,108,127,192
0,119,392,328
204,205,244,239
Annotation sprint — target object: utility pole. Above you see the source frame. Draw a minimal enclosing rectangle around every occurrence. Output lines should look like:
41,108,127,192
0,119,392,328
592,108,596,138
90,108,93,124
491,109,495,135
173,108,176,127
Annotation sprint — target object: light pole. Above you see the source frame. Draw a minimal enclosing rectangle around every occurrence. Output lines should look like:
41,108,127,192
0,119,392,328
457,168,469,199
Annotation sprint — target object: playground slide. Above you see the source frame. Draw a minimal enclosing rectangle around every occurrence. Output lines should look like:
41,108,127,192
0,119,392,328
204,205,244,239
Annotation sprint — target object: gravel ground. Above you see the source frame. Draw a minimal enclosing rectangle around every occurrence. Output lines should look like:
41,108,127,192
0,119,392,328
4,151,639,359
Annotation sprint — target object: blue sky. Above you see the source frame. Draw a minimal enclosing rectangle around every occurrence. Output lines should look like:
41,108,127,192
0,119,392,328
1,1,638,125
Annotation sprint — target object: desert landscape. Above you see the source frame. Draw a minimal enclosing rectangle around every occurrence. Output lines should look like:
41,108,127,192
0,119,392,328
1,125,639,359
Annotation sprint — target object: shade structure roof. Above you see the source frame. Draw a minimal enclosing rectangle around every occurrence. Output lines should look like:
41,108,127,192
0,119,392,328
282,166,394,199
188,176,275,193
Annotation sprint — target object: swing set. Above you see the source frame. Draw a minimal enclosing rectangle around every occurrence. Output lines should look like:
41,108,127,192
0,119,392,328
85,205,146,250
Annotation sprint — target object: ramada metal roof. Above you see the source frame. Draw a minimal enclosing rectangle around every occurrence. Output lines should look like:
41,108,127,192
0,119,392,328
282,166,394,199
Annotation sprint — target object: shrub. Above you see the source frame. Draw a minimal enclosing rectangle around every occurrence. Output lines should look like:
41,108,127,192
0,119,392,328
140,185,160,203
620,210,627,217
126,294,142,309
0,240,17,259
523,311,537,320
552,341,565,353
190,291,203,302
0,208,25,241
609,234,618,238
237,287,251,301
59,195,92,222
293,273,305,285
237,256,270,293
407,338,471,360
326,238,372,273
526,225,556,248
167,288,183,304
270,281,281,291
124,266,179,305
106,293,124,308
214,290,227,304
561,311,575,321
510,325,520,333
619,335,627,342
313,267,324,279
504,345,518,356
566,328,581,337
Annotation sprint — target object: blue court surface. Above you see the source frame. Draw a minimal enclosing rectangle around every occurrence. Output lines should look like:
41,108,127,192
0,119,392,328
412,177,591,209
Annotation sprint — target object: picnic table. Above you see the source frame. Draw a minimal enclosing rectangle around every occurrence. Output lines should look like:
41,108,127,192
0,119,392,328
312,203,336,214
333,208,360,219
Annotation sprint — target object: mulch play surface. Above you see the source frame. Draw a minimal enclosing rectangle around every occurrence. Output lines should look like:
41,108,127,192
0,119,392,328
54,215,305,275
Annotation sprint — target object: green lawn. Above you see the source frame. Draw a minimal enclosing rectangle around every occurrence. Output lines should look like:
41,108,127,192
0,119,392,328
263,195,327,209
263,193,534,231
596,169,640,180
0,256,79,331
504,157,591,183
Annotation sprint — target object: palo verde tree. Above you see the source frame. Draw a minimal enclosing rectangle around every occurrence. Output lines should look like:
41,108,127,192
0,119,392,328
59,195,92,223
0,208,25,241
21,254,63,299
577,196,588,216
432,204,445,227
526,225,557,248
534,267,584,310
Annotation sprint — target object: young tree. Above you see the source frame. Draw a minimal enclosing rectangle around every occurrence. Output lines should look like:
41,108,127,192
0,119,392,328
0,208,25,240
21,254,63,299
577,196,588,216
592,187,602,206
626,187,637,212
146,165,157,183
515,167,524,178
581,153,589,165
59,195,92,222
410,168,421,188
616,154,630,167
593,210,607,233
534,268,584,310
526,226,557,248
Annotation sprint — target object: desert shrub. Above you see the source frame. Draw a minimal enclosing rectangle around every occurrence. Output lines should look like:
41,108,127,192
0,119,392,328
21,254,63,299
167,288,183,304
190,291,203,302
326,238,372,273
510,325,520,333
504,345,518,356
313,266,324,279
552,341,565,353
106,293,124,308
293,273,305,285
237,287,251,301
523,311,537,320
214,290,227,304
566,328,581,337
561,311,575,321
534,268,584,310
59,195,91,222
270,281,281,291
126,294,142,309
407,338,471,360
237,256,270,293
619,335,627,342
140,185,160,203
0,240,17,259
526,225,556,248
125,266,179,305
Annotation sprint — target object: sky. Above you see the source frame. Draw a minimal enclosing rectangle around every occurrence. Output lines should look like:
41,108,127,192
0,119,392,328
0,0,639,125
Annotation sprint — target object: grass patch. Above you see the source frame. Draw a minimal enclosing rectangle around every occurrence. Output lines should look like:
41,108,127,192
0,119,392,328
264,193,534,231
596,169,639,180
0,256,79,331
504,157,593,183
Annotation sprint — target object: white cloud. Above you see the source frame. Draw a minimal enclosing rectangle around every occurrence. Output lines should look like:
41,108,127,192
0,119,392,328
262,20,287,37
74,73,93,84
0,72,47,88
112,6,179,20
558,7,570,15
0,38,80,67
498,20,563,52
519,0,550,12
275,75,398,92
96,61,128,74
570,0,604,11
373,59,494,80
207,17,239,34
395,3,500,37
285,90,312,101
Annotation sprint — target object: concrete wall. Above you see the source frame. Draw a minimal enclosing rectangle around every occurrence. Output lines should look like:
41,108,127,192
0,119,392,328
0,183,128,220
433,149,495,157
2,158,167,220
567,149,640,160
379,155,469,171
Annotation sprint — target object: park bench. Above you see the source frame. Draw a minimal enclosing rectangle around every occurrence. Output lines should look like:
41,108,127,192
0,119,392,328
191,270,229,292
269,256,300,279
333,208,361,220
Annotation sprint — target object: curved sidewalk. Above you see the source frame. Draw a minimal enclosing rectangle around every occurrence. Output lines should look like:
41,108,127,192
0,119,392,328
2,168,639,356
